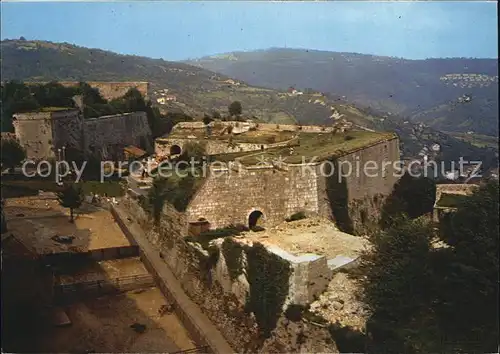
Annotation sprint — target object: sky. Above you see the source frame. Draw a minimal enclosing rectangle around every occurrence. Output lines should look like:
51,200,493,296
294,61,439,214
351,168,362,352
1,1,498,61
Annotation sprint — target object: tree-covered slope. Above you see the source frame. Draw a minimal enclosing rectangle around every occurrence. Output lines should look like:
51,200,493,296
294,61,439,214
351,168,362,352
1,39,497,171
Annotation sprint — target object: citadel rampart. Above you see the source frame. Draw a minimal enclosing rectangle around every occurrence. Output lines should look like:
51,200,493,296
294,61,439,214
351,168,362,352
185,137,400,235
186,164,323,228
13,109,83,160
85,112,152,159
156,136,297,157
13,109,152,160
117,195,339,352
25,81,150,101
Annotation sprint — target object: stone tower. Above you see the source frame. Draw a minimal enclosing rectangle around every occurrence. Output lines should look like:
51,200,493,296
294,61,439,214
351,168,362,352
13,108,84,160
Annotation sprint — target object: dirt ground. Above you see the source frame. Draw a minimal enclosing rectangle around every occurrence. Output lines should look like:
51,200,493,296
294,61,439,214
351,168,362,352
4,195,131,254
36,287,196,353
237,217,369,258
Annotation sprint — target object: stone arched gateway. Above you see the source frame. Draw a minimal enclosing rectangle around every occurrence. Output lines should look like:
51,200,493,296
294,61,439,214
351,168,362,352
248,210,265,230
170,144,182,155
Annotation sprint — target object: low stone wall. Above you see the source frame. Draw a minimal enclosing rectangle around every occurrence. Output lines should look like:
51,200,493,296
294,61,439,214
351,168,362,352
88,245,139,261
171,121,331,134
435,184,478,205
155,135,297,157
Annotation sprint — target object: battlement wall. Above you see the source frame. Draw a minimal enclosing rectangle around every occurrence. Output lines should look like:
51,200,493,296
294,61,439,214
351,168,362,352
84,112,152,159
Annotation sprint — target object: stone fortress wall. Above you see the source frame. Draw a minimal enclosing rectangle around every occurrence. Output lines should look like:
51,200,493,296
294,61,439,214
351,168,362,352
187,164,323,228
186,136,400,235
13,109,152,160
25,81,150,101
85,112,152,159
155,120,327,157
13,109,83,160
155,136,297,156
334,137,401,234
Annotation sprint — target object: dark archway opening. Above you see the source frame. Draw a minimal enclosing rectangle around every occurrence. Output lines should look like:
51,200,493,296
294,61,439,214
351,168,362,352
248,210,264,230
170,145,181,155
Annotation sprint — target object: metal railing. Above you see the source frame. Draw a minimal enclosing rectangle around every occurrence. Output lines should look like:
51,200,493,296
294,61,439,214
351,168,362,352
54,273,154,302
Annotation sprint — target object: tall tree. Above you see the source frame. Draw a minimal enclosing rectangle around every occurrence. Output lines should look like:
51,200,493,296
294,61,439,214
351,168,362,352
358,216,435,352
380,172,436,228
358,181,499,353
57,183,84,223
1,81,40,132
1,139,26,172
228,100,242,117
148,177,169,223
435,181,499,351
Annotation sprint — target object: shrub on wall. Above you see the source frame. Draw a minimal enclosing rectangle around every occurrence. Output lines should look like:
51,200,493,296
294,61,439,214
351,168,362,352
147,171,205,214
285,211,307,222
245,243,291,338
222,237,244,281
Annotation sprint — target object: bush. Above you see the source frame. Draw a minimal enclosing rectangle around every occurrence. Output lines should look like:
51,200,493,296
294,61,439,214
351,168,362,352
245,243,291,338
178,142,206,165
266,136,276,144
222,237,244,281
284,304,306,322
228,101,242,117
286,211,307,222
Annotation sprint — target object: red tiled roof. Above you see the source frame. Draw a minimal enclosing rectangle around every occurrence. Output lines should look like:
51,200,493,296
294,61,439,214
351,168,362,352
124,145,146,157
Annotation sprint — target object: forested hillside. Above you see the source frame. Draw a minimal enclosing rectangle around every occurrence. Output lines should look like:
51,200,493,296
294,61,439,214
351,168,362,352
2,39,497,171
187,48,498,137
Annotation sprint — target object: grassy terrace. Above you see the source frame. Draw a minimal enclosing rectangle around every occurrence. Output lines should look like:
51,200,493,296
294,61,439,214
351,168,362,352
214,131,396,165
436,193,470,208
21,107,75,113
159,128,296,145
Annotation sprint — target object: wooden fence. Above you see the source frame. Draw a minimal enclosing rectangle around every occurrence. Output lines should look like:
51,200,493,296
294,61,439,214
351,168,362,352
54,273,154,303
42,245,139,266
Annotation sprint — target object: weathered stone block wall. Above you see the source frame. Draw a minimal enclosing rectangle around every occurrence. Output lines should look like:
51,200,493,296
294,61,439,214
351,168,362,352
186,165,321,229
51,109,84,152
339,137,400,200
84,112,152,159
13,112,55,160
120,196,338,352
13,109,83,160
319,137,401,234
120,195,260,352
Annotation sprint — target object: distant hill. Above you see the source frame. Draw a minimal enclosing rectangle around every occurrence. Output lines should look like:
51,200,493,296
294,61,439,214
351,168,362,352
186,48,499,137
1,39,497,171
